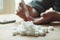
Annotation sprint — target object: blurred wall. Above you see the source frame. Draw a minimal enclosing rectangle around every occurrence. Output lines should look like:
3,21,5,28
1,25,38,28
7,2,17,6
0,0,15,15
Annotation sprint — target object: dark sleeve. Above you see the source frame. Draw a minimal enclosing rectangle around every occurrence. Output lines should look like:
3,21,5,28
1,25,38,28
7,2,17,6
29,0,53,13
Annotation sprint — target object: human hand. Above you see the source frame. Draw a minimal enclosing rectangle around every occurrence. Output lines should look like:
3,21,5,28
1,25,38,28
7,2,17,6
33,11,58,25
17,3,38,21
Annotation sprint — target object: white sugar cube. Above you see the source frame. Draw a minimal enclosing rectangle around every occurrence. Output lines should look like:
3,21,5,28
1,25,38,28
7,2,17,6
35,31,39,37
41,27,48,33
48,26,54,31
38,30,46,36
26,31,31,35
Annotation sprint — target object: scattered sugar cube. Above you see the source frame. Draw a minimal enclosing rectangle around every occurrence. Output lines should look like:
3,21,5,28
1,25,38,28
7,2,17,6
48,26,54,31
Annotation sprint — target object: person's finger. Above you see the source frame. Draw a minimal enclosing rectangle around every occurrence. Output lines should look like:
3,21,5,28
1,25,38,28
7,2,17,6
33,17,51,25
27,16,34,21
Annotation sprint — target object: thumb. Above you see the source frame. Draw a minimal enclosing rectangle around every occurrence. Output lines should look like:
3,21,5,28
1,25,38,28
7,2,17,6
19,3,24,8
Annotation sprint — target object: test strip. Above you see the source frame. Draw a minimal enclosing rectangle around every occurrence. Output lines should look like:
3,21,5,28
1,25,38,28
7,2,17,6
21,0,30,17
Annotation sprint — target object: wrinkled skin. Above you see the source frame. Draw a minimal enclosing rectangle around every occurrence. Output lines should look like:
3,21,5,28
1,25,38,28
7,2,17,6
17,3,60,25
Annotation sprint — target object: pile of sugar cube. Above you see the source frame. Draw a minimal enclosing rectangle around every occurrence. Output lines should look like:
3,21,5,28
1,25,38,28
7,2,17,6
13,21,54,37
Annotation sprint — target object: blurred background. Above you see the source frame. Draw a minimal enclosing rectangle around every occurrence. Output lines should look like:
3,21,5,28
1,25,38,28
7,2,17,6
0,0,32,15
